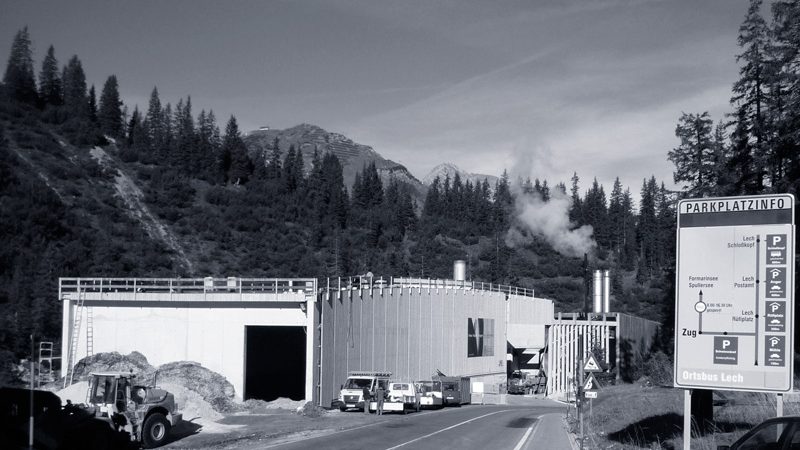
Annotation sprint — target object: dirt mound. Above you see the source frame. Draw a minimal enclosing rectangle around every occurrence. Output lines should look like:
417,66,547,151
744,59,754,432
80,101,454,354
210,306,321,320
142,361,235,412
66,352,234,414
71,351,153,381
296,401,327,417
236,397,305,414
159,382,223,422
56,381,89,405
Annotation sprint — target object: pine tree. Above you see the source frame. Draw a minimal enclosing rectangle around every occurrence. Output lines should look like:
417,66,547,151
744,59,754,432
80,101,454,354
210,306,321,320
730,0,771,193
62,55,87,118
98,75,123,138
767,0,800,194
3,27,37,104
87,85,98,123
668,112,716,197
569,172,582,224
608,178,625,254
174,96,195,172
38,45,62,106
145,87,164,154
636,177,659,280
221,115,252,184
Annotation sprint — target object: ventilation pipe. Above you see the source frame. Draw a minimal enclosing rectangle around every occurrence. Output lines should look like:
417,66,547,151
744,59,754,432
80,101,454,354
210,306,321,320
593,270,612,313
453,260,466,281
593,270,603,313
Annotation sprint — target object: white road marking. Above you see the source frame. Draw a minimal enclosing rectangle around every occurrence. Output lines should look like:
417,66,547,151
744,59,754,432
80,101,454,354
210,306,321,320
512,415,542,450
385,409,514,450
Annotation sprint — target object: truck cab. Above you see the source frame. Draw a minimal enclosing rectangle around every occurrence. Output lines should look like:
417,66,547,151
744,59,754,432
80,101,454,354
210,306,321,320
338,371,391,412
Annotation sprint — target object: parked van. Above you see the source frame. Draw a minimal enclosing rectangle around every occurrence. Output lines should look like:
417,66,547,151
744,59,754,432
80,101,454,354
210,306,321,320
337,371,391,412
383,382,421,414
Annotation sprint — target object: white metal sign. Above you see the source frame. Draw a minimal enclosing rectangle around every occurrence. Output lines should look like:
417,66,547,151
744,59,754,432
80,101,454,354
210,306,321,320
674,194,795,392
583,354,602,373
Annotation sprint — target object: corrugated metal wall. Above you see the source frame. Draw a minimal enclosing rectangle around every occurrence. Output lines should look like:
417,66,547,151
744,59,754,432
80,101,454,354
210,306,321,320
546,321,613,397
546,313,660,397
317,284,509,405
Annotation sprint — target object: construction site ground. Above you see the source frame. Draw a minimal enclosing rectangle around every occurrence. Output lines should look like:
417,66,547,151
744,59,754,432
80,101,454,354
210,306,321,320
162,408,380,449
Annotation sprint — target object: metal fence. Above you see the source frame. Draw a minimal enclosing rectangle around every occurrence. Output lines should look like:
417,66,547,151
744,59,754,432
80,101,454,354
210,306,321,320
59,277,317,295
331,276,535,298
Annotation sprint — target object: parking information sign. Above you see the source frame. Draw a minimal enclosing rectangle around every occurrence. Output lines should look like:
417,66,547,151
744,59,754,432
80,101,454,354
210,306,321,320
674,194,795,392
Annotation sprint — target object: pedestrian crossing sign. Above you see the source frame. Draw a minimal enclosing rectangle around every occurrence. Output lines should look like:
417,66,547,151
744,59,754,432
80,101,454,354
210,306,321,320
583,354,602,373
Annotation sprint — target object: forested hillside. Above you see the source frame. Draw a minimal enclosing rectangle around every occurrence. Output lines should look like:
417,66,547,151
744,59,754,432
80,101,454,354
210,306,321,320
0,0,798,370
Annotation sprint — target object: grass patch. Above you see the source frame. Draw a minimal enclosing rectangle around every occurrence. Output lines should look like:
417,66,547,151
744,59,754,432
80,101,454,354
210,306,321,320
571,383,800,449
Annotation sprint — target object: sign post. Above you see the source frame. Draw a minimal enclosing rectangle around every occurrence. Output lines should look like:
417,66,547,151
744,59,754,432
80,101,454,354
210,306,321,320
675,194,796,449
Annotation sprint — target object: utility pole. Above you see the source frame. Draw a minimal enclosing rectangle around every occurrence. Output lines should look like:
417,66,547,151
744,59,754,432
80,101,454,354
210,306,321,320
578,331,585,450
29,334,34,450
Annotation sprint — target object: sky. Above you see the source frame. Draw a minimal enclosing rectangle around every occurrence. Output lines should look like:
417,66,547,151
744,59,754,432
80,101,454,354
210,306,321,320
1,0,751,200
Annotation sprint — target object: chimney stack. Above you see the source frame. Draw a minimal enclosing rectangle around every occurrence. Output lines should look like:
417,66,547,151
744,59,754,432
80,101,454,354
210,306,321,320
592,269,612,313
453,260,466,281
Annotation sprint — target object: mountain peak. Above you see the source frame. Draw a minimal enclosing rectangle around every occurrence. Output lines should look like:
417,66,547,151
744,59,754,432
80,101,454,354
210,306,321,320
422,163,498,188
243,123,425,201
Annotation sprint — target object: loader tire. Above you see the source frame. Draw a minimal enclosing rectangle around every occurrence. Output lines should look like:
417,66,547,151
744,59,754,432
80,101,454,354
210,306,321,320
142,413,170,448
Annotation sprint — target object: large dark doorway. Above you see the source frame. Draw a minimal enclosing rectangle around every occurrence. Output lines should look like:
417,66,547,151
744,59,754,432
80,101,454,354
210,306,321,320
244,326,306,401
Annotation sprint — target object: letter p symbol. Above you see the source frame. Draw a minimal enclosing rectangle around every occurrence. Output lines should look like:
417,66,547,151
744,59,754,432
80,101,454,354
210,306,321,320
772,235,783,246
722,339,731,350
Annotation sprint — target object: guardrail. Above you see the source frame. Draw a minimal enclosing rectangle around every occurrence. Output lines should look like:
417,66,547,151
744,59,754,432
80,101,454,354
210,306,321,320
330,276,534,297
59,277,317,295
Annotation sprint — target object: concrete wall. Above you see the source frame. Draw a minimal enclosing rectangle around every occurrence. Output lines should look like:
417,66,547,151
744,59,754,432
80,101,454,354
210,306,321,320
62,293,315,401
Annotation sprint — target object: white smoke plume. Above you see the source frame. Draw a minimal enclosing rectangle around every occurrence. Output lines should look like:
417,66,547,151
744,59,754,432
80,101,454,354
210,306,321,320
506,189,597,258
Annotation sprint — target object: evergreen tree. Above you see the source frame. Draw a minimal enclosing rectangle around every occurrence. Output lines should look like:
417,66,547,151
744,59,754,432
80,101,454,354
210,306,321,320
569,172,582,224
730,0,771,193
636,177,659,281
145,87,164,154
265,138,282,180
174,97,195,172
583,178,609,248
3,27,37,104
608,178,625,254
38,45,62,106
87,85,98,123
668,112,716,197
98,75,123,138
768,0,800,194
221,115,252,184
62,55,87,118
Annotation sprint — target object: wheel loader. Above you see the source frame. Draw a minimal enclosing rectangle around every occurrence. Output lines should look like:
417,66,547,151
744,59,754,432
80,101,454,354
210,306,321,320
83,371,182,448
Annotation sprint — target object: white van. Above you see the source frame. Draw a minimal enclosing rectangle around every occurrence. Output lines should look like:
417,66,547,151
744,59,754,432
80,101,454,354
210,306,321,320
383,382,421,414
337,371,391,412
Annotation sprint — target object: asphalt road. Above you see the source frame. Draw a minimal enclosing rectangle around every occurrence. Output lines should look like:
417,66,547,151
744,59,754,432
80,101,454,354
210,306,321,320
261,399,572,450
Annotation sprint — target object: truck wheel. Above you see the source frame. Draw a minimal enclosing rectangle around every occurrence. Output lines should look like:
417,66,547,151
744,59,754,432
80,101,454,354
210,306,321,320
142,413,170,448
339,405,346,412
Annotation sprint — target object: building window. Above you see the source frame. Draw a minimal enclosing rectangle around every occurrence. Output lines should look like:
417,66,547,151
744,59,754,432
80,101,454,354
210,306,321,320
468,318,494,357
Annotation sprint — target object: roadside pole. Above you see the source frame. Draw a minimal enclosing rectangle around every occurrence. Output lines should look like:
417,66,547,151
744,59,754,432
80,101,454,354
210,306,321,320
578,332,584,450
683,390,691,450
778,393,784,417
29,334,34,450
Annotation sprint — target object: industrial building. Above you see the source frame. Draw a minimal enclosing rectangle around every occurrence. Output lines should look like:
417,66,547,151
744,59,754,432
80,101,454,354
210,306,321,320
316,276,553,404
59,277,317,402
59,267,658,406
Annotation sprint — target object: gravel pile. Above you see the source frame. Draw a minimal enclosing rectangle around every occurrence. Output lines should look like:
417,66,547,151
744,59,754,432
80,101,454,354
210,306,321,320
64,352,235,414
